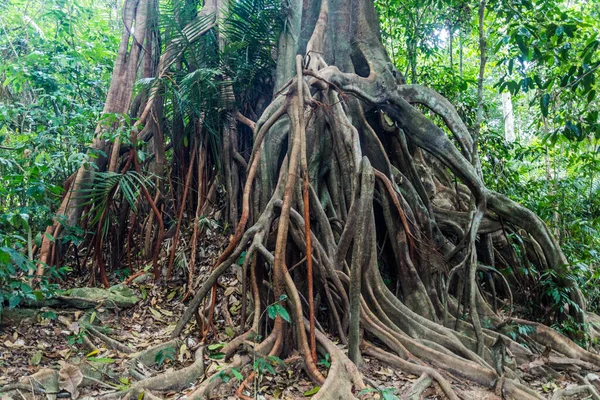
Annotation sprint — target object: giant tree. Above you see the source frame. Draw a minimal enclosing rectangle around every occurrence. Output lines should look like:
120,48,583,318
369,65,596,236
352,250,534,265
38,0,600,397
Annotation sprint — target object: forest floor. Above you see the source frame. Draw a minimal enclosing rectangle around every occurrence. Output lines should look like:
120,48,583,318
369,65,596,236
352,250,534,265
0,230,587,399
0,284,498,399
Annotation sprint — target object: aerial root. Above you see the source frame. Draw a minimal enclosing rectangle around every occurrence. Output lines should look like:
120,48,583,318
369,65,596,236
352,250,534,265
155,57,600,400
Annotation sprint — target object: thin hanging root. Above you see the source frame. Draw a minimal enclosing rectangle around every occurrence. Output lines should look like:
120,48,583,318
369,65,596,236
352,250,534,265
133,149,164,281
260,238,325,385
188,139,207,294
166,140,198,279
478,264,514,318
297,54,317,364
171,224,260,338
373,169,416,256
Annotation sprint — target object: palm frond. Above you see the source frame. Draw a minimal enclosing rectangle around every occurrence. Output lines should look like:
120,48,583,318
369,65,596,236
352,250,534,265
79,171,154,238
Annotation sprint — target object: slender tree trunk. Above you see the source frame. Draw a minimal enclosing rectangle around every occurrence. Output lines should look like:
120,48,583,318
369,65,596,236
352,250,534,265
38,0,151,273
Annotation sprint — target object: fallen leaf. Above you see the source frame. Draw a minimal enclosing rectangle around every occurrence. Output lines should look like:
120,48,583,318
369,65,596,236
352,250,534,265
58,348,71,359
30,351,43,366
69,321,80,333
178,343,189,362
86,349,99,358
58,364,83,399
160,309,174,317
304,386,320,396
149,307,164,321
4,339,25,348
225,327,235,338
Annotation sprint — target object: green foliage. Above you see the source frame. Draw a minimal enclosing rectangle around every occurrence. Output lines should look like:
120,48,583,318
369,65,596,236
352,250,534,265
253,355,285,375
66,329,87,346
210,367,243,383
207,342,226,360
491,0,600,143
155,0,283,170
317,353,331,368
155,347,177,367
266,294,290,323
0,0,118,313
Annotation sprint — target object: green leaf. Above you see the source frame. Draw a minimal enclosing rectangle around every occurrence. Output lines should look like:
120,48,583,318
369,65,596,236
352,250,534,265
155,347,176,366
231,368,243,381
267,304,277,320
208,343,225,351
304,387,320,396
237,251,247,266
87,357,116,364
275,304,290,322
209,352,226,360
8,294,22,308
540,93,550,117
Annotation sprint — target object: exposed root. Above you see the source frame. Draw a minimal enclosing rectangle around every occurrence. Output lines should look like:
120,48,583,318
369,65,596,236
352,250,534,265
551,385,600,400
406,372,433,400
98,348,204,399
363,343,459,400
86,325,133,354
309,320,365,400
126,339,183,379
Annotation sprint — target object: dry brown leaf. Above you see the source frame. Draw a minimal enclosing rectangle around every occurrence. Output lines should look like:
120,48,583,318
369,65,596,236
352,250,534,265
58,363,84,399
